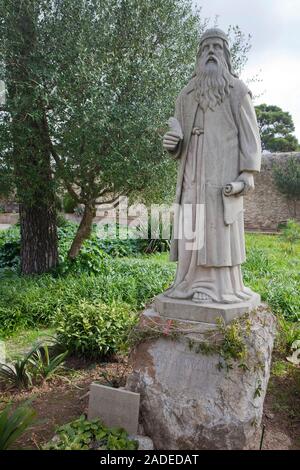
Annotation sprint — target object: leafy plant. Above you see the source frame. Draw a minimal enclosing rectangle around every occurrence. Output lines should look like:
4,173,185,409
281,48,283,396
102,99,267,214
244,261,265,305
55,301,137,358
267,279,300,322
0,341,68,390
28,342,68,383
0,349,36,390
280,219,300,253
0,403,36,450
0,255,175,337
243,248,274,281
277,316,300,354
43,415,138,450
273,157,300,218
0,226,21,271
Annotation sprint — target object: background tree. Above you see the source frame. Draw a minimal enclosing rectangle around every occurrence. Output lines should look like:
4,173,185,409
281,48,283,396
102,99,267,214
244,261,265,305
0,0,253,261
273,156,300,218
0,0,58,274
255,104,299,152
42,1,252,258
39,0,206,258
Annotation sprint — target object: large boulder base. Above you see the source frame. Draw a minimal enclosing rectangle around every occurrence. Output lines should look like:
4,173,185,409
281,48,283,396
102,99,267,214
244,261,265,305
126,306,276,450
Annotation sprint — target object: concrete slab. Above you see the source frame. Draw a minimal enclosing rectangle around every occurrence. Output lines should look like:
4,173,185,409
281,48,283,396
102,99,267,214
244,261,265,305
154,292,261,324
88,383,140,434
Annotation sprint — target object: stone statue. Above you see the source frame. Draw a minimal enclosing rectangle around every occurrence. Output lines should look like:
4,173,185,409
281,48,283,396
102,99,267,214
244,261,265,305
162,28,261,306
127,35,273,446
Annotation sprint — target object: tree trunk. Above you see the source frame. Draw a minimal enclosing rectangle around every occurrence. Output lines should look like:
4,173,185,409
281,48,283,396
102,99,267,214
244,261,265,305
5,1,58,274
20,203,58,275
68,202,96,259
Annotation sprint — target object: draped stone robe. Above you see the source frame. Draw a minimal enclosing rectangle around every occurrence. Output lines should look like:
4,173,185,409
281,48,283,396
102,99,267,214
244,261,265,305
166,77,261,302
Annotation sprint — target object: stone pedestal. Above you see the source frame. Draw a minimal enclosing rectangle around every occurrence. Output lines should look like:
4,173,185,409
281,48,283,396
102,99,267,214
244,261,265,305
155,292,261,324
126,306,276,450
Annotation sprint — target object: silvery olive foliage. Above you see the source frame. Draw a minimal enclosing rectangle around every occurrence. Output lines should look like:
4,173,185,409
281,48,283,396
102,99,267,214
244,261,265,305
41,0,206,202
0,0,252,254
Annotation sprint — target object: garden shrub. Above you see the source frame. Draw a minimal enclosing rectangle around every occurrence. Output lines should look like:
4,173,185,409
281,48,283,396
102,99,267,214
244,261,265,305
280,219,300,252
0,226,21,271
0,222,148,274
54,301,136,357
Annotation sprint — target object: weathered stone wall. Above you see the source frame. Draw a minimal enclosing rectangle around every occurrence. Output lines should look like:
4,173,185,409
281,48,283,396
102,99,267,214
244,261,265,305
1,153,300,232
244,152,300,231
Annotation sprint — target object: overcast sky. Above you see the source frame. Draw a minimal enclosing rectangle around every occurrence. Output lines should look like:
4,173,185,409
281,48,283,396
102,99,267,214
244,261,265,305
195,0,300,139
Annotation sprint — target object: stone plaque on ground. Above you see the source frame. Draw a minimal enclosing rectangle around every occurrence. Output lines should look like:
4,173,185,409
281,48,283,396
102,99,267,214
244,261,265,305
88,383,140,435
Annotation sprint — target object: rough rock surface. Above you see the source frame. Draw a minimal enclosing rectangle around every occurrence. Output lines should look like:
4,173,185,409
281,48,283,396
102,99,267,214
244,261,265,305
126,307,276,450
129,435,154,450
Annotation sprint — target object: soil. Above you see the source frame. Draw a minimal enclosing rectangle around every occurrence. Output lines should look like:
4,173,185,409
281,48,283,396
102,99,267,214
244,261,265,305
1,355,299,450
0,356,130,450
261,364,300,450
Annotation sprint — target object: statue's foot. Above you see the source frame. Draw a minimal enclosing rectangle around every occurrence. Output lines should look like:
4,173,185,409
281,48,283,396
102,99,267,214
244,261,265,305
243,286,254,296
192,292,213,303
221,294,243,304
235,291,251,301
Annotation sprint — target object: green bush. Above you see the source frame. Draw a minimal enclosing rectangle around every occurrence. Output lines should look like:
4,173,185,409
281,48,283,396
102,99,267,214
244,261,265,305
0,226,21,271
55,301,136,357
0,222,147,274
280,219,300,251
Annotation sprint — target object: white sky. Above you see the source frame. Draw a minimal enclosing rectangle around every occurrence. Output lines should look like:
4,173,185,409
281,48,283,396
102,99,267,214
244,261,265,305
195,0,300,140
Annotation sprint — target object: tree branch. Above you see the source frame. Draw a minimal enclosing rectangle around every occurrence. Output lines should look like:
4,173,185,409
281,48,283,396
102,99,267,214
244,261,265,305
41,110,83,204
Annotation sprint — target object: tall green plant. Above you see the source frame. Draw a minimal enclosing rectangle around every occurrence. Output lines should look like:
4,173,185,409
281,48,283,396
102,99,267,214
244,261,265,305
0,403,36,450
0,341,67,389
273,158,300,218
280,219,300,252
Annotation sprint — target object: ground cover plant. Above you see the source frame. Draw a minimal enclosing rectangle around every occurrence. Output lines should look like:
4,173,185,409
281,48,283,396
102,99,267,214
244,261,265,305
43,415,138,450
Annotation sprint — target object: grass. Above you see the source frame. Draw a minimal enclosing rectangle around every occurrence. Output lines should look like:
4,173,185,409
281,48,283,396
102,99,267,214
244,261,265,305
1,231,299,449
3,328,55,361
243,233,300,322
268,358,300,422
0,256,175,338
0,232,299,340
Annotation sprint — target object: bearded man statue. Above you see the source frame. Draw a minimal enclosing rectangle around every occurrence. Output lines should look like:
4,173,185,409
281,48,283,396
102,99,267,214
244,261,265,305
162,28,261,308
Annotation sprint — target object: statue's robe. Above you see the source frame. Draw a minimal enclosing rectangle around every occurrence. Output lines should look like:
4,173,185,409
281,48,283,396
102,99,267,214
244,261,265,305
166,77,261,302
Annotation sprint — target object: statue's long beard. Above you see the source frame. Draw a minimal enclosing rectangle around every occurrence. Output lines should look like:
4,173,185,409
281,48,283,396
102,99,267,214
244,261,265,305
195,57,231,111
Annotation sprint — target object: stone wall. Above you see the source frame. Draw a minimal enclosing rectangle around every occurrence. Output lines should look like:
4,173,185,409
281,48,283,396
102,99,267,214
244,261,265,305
1,153,300,232
244,152,300,231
